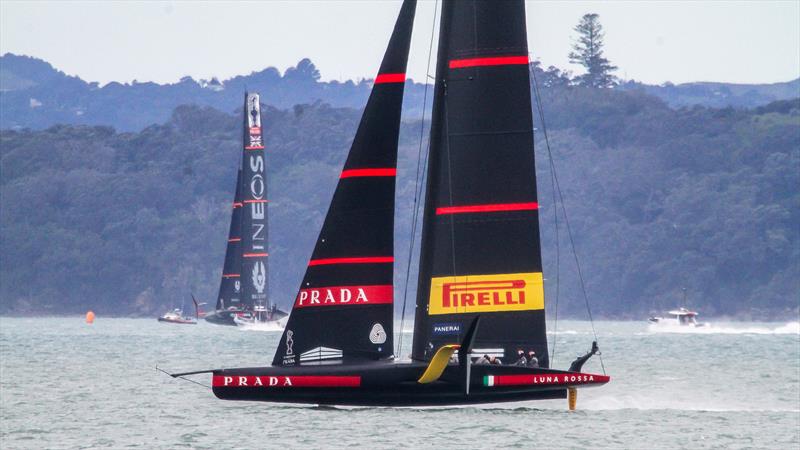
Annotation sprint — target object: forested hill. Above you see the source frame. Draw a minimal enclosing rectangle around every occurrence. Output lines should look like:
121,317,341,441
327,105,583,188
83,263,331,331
0,53,428,131
2,84,798,319
2,53,798,131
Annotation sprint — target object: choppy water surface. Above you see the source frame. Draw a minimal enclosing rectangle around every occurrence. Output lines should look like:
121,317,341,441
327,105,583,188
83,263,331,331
1,318,798,449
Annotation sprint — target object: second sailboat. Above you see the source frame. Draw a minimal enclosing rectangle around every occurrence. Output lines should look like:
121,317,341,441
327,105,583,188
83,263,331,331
205,93,288,327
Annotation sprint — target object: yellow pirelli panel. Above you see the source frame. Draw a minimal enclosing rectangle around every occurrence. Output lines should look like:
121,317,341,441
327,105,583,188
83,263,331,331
428,272,544,315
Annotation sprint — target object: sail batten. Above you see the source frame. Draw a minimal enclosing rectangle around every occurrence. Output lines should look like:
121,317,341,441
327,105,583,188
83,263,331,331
449,55,529,69
273,0,416,367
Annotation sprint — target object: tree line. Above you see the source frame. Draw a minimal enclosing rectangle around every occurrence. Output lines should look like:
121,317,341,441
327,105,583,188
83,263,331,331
1,88,797,319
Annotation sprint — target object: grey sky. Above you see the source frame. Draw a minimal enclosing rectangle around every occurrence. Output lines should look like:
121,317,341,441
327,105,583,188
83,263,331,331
1,1,798,86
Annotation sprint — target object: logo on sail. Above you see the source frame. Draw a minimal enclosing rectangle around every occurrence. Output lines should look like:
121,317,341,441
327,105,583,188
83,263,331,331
294,285,392,308
246,93,264,149
282,330,296,365
234,280,241,293
252,261,266,294
369,323,387,344
428,272,544,315
432,323,462,335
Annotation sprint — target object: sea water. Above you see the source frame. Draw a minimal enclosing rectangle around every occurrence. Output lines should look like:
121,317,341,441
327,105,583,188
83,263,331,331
1,318,798,449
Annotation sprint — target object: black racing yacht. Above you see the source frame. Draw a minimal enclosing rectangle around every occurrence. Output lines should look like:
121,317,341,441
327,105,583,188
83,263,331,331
204,94,287,326
173,0,608,407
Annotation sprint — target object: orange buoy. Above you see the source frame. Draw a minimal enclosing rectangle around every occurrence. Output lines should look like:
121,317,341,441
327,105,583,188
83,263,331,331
85,311,95,324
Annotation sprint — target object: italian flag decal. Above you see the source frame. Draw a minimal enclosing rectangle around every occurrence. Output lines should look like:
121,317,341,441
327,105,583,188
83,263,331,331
484,375,495,387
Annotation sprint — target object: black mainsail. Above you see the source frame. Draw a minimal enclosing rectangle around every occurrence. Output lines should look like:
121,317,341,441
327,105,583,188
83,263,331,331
273,0,416,366
207,93,283,326
240,93,270,316
216,169,243,311
410,0,548,367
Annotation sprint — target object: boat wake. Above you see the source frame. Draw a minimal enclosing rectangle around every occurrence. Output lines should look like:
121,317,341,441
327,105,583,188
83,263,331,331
578,393,800,413
647,321,799,335
237,320,286,332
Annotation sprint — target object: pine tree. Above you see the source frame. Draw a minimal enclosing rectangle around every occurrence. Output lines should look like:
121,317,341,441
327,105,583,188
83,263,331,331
569,13,617,88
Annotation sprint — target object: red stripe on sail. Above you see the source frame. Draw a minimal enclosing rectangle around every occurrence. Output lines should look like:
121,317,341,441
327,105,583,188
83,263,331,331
243,199,268,204
449,55,529,69
243,253,269,258
374,73,406,84
294,285,393,308
245,146,265,150
436,202,539,215
222,274,240,278
232,202,243,208
228,238,241,242
212,375,361,388
308,256,393,266
340,168,397,179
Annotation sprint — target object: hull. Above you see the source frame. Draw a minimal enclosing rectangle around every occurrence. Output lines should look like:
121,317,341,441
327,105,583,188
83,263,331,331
157,317,196,324
211,362,609,406
204,308,289,327
204,310,238,326
648,317,708,327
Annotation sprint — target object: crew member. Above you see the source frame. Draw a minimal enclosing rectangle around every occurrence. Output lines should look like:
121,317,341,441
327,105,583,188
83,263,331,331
526,350,539,368
514,349,527,366
474,354,491,365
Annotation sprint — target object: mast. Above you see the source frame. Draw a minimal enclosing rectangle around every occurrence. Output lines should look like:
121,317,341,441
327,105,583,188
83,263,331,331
411,0,549,367
240,93,269,312
216,169,243,310
273,0,416,366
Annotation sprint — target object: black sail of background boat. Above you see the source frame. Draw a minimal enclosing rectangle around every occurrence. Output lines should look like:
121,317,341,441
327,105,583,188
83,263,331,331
204,94,288,326
171,0,609,407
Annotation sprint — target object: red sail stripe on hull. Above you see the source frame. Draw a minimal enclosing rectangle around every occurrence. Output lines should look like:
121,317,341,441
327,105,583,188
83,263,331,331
295,285,393,308
212,375,361,388
340,168,397,179
436,202,539,215
243,253,269,258
243,199,268,204
449,55,529,69
484,373,610,387
374,73,406,84
308,256,394,266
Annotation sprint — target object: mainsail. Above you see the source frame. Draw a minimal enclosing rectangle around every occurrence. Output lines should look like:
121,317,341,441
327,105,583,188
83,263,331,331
411,0,549,367
216,169,244,310
273,0,416,366
240,93,270,312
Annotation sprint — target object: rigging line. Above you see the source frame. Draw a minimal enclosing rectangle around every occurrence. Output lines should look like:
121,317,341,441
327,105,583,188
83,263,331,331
398,0,439,357
156,366,211,390
529,61,560,365
528,60,605,375
443,92,458,282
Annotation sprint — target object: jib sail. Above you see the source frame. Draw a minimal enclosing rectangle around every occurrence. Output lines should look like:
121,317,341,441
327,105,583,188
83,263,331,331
273,0,416,366
240,93,270,312
411,0,549,367
216,169,244,310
